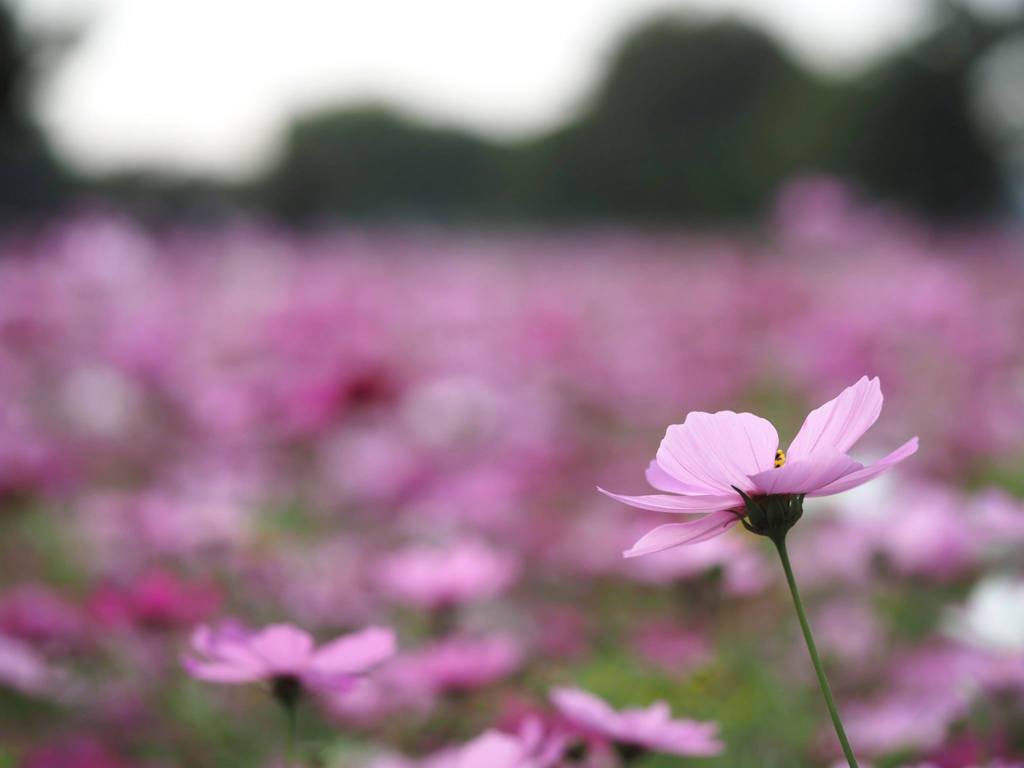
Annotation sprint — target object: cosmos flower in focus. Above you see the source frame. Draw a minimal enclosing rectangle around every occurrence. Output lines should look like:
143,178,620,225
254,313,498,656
601,376,918,557
183,622,396,702
550,687,723,759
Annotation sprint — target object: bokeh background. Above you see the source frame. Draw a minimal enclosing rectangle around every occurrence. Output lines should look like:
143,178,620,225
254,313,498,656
1,1,1024,766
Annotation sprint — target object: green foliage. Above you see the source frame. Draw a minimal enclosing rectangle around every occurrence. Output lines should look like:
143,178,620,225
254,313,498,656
263,106,507,224
829,43,1005,218
523,18,834,223
0,505,87,590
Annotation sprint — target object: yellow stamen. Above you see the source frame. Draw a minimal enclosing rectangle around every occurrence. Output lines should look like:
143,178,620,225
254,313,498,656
774,449,787,468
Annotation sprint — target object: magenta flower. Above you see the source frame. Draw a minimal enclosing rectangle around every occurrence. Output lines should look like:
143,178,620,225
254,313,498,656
601,376,918,557
89,570,220,630
0,583,84,647
183,622,396,698
22,738,135,768
550,687,723,759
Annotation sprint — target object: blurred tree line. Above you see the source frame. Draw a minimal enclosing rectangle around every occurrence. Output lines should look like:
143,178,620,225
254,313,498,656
2,2,1024,227
0,5,71,225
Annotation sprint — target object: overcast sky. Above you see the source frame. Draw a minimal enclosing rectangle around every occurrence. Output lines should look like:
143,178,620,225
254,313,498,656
15,0,937,179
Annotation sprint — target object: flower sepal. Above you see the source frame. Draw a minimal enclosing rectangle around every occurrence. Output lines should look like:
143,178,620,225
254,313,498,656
271,674,303,712
733,487,805,543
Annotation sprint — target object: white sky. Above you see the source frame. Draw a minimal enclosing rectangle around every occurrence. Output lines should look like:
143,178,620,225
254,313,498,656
15,0,935,180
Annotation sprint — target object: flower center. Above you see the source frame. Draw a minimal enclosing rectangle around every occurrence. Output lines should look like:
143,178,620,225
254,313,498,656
774,449,786,468
271,674,303,710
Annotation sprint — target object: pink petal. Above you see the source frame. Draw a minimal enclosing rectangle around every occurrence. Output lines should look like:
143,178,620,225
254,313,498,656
187,624,266,672
748,449,862,496
642,720,725,757
457,731,532,766
787,376,883,462
623,510,740,558
656,411,779,493
182,657,265,684
809,437,919,496
310,626,396,676
645,460,708,494
189,625,219,656
246,624,315,673
550,687,621,734
598,487,740,514
299,670,359,694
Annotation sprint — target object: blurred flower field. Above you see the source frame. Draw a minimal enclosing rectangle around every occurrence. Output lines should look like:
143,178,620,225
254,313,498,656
1,182,1024,767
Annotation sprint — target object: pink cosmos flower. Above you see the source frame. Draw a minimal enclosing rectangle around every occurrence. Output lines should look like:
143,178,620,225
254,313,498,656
601,376,918,557
183,622,396,698
550,687,723,758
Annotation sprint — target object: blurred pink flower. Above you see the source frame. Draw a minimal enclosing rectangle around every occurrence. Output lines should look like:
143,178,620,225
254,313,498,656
0,632,64,697
324,675,406,727
843,695,956,757
390,634,523,696
622,530,768,595
79,490,251,564
843,644,995,758
430,729,558,768
869,484,1024,579
812,599,885,668
22,738,135,768
550,687,723,758
183,622,396,697
0,583,84,647
377,539,519,611
373,720,566,768
88,570,220,630
629,622,712,673
601,376,918,557
920,732,1017,768
267,539,376,629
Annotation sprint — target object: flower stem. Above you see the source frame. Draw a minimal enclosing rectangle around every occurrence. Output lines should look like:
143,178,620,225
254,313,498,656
285,702,298,767
770,534,859,768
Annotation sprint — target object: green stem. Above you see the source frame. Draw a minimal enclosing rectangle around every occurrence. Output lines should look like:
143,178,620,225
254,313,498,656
771,535,859,768
285,702,298,767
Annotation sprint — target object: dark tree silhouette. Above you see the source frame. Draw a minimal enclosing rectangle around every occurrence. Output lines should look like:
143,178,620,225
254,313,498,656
262,106,506,224
521,17,837,222
829,13,1008,217
0,5,70,225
